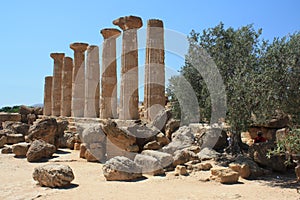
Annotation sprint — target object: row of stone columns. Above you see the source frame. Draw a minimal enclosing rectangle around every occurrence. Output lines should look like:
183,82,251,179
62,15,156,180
43,16,165,121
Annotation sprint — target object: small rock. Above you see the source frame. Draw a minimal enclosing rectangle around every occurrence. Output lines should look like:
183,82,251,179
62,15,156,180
156,133,170,146
26,139,56,162
210,167,239,184
33,164,74,188
193,162,213,171
74,142,80,150
143,141,161,150
102,156,142,181
1,146,13,154
79,143,87,158
12,142,31,157
175,165,188,176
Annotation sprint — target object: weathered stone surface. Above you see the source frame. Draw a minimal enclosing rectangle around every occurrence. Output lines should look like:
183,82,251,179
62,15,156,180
26,140,56,162
151,109,172,131
156,132,170,146
211,167,239,184
87,142,106,162
193,162,213,171
141,150,173,168
84,148,99,162
74,142,80,150
165,119,180,139
0,112,21,122
172,149,198,167
102,156,142,181
61,57,73,117
0,135,7,148
3,121,30,135
1,146,12,154
143,141,161,150
233,154,265,178
134,154,164,175
27,118,57,146
81,124,106,145
102,120,136,151
229,163,251,179
79,143,87,158
100,28,121,119
197,147,220,161
162,126,194,155
56,132,78,149
70,42,89,117
249,142,286,172
12,142,31,157
175,165,188,176
6,133,25,144
43,76,53,116
33,164,74,188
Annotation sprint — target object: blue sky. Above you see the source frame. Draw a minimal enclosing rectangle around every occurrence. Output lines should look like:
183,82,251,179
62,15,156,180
0,0,299,107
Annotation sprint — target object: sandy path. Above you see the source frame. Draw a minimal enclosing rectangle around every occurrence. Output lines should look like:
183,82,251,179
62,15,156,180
0,149,299,200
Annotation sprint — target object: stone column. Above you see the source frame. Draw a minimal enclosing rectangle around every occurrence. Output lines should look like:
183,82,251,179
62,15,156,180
61,57,73,117
100,28,121,119
84,45,100,118
113,16,143,120
43,76,53,116
144,19,165,121
70,43,88,117
50,53,65,116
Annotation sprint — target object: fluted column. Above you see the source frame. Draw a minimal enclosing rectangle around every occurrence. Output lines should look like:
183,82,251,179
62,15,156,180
84,45,100,118
144,19,165,121
50,53,65,116
43,76,53,116
100,28,121,119
113,15,143,120
70,42,88,117
61,57,73,117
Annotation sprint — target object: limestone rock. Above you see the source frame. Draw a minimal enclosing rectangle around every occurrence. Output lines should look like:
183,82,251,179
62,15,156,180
229,163,251,179
141,150,173,168
175,165,188,176
162,126,194,155
156,132,170,146
151,109,172,132
86,142,106,162
3,121,30,135
27,118,57,146
33,164,74,188
26,139,56,162
211,167,239,184
6,133,25,144
74,142,80,150
57,132,79,149
193,162,213,171
79,143,87,158
165,119,180,139
81,124,106,145
172,149,198,167
12,142,31,157
197,147,220,161
143,141,161,150
102,156,142,181
0,112,21,122
134,154,165,176
84,148,99,162
1,146,12,154
0,136,7,148
234,154,265,178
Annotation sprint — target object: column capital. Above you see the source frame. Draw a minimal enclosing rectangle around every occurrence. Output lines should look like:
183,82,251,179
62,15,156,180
70,42,89,52
113,15,143,31
100,28,121,39
63,56,73,62
87,45,99,52
147,19,163,27
50,53,65,60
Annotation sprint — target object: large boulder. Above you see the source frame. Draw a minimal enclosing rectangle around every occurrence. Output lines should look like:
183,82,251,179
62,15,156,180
33,164,74,188
26,118,58,146
233,154,266,178
173,149,198,166
162,126,194,155
211,167,239,184
3,121,30,135
26,139,56,162
81,124,106,145
151,109,172,132
197,147,220,161
141,150,173,168
56,132,79,149
134,154,164,175
102,156,143,181
12,142,31,157
165,119,180,139
229,163,251,179
249,142,286,172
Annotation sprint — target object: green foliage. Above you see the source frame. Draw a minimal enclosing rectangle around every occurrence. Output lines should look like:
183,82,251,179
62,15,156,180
0,106,20,113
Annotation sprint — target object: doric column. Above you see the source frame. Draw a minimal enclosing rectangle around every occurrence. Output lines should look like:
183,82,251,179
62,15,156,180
43,76,53,116
70,42,88,117
84,45,100,118
50,53,65,116
113,15,143,120
144,19,165,121
61,57,73,117
100,28,121,119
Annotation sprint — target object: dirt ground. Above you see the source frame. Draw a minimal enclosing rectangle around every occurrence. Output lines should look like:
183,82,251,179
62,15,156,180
0,149,299,200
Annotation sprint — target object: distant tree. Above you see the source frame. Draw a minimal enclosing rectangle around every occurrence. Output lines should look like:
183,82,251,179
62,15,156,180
0,106,20,113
